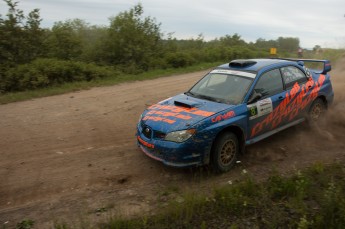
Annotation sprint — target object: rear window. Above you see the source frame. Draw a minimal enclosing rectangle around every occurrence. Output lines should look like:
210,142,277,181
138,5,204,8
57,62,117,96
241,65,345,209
281,66,307,88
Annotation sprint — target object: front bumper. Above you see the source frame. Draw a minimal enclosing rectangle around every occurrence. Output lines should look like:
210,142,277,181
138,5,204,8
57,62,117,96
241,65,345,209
136,130,204,168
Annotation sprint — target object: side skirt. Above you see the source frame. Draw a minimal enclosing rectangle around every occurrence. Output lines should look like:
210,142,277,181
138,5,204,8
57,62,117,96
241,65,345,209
245,118,305,145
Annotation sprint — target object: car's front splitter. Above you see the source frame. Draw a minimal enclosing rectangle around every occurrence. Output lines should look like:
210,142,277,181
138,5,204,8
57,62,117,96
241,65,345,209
136,133,203,168
138,144,200,167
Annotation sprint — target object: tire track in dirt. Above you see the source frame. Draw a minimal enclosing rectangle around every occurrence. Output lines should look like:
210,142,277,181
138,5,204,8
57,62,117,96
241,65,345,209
0,71,208,227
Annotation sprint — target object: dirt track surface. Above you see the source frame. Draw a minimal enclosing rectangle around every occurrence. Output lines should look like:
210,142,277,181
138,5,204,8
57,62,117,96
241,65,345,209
1,61,345,228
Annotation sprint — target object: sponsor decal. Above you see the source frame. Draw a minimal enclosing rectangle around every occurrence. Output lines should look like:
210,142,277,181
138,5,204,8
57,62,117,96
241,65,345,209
143,115,175,124
250,106,258,116
137,136,155,149
148,104,215,117
250,74,326,137
248,98,273,120
146,110,192,120
211,110,236,123
144,104,215,124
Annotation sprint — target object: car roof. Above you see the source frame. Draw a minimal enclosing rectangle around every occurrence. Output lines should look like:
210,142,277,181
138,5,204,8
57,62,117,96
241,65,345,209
217,59,293,73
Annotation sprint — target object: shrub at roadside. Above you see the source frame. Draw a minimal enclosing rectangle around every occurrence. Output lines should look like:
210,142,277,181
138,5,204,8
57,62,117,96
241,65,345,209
0,58,117,92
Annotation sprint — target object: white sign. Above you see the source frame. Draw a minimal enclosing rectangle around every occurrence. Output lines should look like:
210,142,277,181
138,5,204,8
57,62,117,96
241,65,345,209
211,69,256,78
248,98,273,120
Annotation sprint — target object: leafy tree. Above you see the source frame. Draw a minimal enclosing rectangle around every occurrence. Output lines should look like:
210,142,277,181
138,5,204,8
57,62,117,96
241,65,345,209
79,24,108,63
0,0,305,94
0,0,44,93
277,37,300,52
102,3,162,72
0,0,43,66
313,45,321,52
219,34,246,47
255,38,278,49
44,19,84,60
44,19,108,62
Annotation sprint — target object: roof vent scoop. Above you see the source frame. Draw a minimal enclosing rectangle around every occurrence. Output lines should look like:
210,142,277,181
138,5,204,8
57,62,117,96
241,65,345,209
229,59,257,68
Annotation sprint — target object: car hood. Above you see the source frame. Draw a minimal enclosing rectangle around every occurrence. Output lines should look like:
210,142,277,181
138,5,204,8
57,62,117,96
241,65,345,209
141,94,233,133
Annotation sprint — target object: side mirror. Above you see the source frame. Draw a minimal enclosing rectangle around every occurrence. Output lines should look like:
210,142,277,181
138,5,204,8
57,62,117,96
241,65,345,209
248,91,262,104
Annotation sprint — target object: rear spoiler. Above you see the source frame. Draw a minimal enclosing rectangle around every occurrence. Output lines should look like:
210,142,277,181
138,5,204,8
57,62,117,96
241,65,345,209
274,58,331,74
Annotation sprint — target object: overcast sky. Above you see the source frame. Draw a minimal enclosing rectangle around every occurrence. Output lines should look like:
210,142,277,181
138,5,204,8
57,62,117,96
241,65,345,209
1,0,345,48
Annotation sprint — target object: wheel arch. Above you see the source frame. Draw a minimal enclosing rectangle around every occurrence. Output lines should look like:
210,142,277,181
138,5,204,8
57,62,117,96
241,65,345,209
317,95,328,109
210,125,246,158
308,95,328,114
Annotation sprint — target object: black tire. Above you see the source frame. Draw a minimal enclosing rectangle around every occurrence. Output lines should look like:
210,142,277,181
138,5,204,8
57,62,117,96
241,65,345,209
308,98,326,125
211,132,239,173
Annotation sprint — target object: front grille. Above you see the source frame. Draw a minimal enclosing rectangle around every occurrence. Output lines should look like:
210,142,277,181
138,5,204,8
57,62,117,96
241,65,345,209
140,121,166,140
142,126,152,139
153,131,166,139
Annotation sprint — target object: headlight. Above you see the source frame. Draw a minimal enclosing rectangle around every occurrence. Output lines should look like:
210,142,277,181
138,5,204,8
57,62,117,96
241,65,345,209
165,129,196,143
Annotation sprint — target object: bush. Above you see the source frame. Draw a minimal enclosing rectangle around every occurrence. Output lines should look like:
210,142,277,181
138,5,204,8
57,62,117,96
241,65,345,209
1,59,117,92
165,52,196,68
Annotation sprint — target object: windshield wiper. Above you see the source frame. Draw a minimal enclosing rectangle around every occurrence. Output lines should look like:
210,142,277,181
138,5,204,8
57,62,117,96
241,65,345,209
195,94,222,103
184,91,195,97
185,91,223,103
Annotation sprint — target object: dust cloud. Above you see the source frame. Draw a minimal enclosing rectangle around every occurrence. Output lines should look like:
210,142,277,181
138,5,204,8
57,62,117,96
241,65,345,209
324,57,345,134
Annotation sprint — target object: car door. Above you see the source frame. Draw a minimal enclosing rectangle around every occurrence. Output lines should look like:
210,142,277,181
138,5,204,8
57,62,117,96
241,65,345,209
280,65,309,121
247,68,286,140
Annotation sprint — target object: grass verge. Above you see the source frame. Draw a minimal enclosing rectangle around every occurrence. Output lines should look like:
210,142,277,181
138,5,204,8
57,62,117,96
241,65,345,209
0,62,222,104
86,162,345,229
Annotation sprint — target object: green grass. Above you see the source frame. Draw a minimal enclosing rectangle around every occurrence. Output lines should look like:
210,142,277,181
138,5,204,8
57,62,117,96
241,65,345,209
0,62,222,104
15,219,35,229
76,162,345,229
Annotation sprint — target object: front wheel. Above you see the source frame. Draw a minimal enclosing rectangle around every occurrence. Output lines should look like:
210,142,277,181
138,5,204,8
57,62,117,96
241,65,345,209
211,132,239,173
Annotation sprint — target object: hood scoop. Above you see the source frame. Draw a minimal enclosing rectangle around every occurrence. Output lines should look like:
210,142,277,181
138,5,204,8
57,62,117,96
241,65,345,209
174,99,201,108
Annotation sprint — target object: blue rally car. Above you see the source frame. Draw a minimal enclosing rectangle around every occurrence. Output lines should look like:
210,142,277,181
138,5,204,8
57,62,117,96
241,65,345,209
136,58,334,172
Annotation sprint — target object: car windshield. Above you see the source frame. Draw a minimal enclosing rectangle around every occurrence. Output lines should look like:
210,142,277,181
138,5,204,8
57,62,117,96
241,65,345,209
187,71,254,105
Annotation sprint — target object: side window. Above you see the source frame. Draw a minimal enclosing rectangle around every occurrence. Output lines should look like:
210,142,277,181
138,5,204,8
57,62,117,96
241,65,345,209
254,69,283,98
281,66,307,88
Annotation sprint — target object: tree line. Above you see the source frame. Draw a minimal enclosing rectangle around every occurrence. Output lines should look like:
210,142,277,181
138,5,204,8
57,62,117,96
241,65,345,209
0,0,301,93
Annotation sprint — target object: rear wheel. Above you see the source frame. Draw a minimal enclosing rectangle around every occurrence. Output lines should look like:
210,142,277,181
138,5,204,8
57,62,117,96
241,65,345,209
211,132,239,173
308,98,326,125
